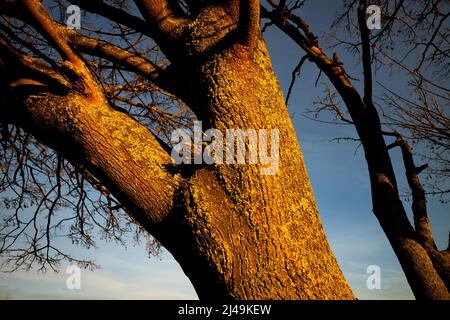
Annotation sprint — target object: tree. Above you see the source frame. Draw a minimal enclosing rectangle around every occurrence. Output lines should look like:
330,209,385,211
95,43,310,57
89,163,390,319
0,0,355,299
263,0,449,299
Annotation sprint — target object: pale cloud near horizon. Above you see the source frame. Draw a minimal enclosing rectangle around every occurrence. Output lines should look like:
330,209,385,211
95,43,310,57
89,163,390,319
0,250,198,300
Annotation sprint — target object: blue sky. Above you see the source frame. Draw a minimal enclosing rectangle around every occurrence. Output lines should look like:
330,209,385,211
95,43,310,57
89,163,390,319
0,1,449,300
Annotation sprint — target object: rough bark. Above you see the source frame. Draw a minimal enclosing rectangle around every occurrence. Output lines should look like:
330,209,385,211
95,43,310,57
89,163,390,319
158,39,354,299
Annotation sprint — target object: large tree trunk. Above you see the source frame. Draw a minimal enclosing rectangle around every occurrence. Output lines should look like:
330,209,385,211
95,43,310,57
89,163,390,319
157,39,354,299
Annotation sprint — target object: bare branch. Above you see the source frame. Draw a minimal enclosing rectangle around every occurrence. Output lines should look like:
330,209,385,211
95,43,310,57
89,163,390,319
67,0,157,39
285,54,309,106
357,0,373,105
19,0,83,67
134,0,189,41
383,131,436,249
68,30,163,82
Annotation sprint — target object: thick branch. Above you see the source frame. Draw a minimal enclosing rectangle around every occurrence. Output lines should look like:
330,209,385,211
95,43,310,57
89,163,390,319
261,6,311,54
19,0,83,67
2,90,181,229
68,30,163,82
134,0,189,41
1,2,180,228
262,6,368,124
357,0,373,105
240,0,261,50
383,131,436,249
0,3,172,92
15,0,104,99
0,34,70,91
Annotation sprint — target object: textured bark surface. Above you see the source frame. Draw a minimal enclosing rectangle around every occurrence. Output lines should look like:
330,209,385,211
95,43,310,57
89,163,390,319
160,39,354,299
